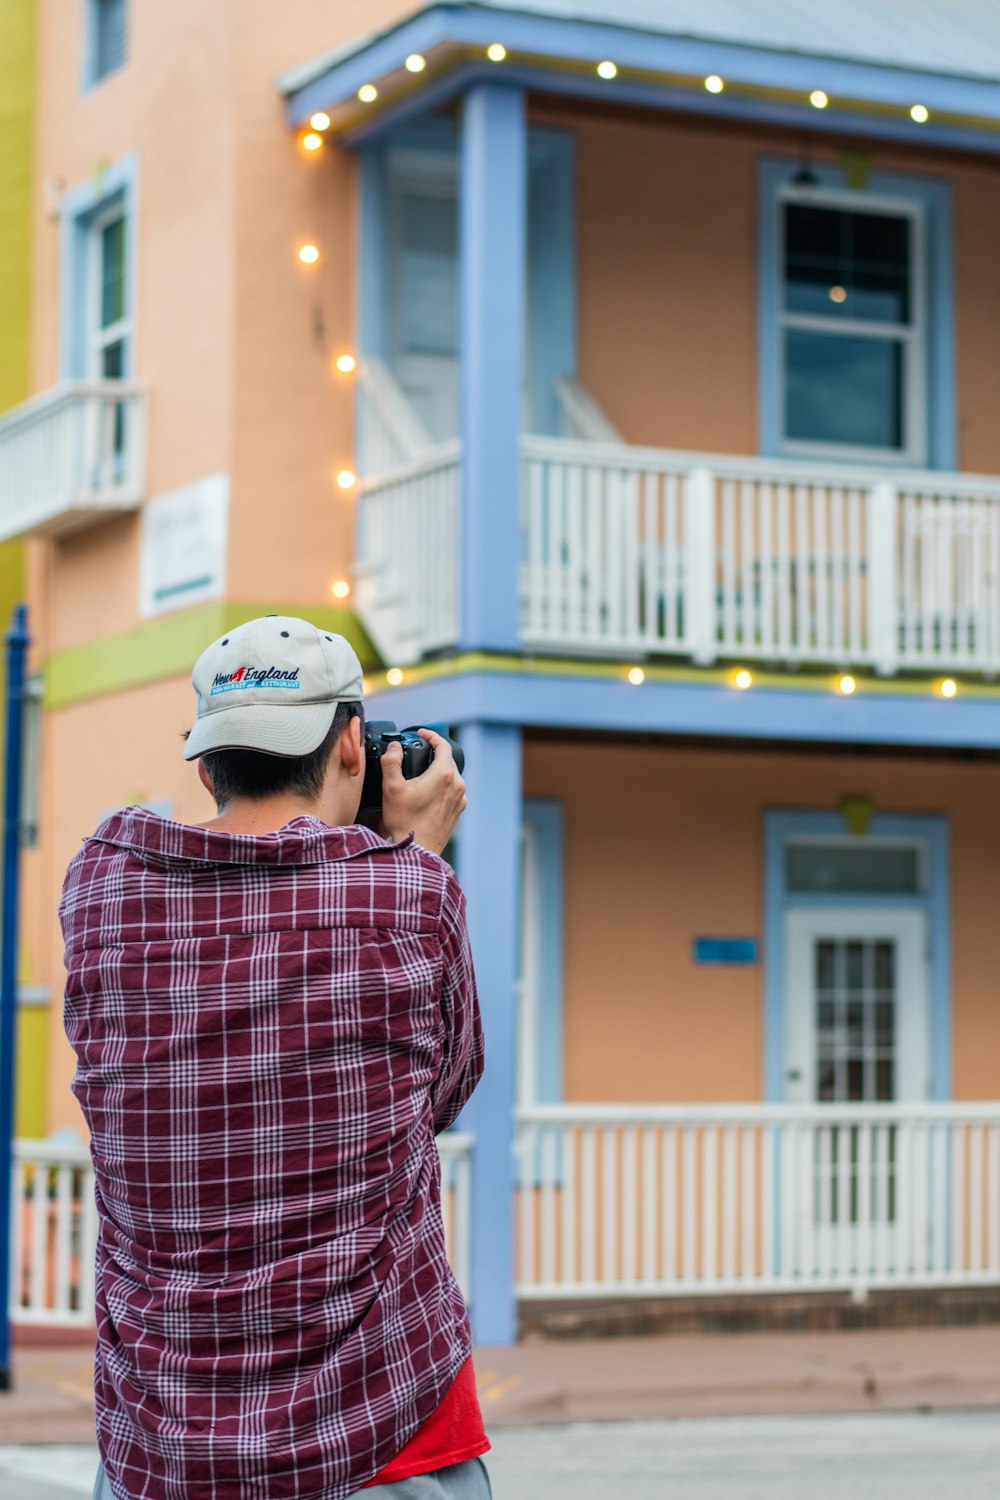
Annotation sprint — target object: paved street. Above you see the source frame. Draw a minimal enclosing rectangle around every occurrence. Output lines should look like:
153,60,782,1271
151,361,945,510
2,1411,999,1500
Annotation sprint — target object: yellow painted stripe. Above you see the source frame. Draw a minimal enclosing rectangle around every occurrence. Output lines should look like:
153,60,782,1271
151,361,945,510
44,604,380,709
44,609,996,710
368,652,1000,701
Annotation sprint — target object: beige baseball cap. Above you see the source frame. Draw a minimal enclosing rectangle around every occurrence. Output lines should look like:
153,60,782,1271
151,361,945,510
183,615,364,761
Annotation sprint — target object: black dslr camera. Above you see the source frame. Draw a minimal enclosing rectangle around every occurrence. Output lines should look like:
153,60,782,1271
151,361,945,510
360,721,465,813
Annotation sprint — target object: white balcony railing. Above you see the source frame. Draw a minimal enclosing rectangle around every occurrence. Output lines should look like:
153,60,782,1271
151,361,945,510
355,442,461,666
522,437,1000,673
355,433,1000,675
9,1134,473,1327
516,1103,1000,1301
0,380,148,542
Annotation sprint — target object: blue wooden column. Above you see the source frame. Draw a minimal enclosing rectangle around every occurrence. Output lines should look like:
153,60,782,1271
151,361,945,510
459,84,526,653
454,720,522,1345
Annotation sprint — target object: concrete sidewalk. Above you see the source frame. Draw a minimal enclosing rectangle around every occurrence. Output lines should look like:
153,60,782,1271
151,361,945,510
1,1324,998,1444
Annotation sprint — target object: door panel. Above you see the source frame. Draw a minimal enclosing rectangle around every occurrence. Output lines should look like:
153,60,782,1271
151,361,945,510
786,909,928,1105
784,908,930,1276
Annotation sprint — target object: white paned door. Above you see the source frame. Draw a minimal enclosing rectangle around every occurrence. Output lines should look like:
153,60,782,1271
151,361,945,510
784,908,931,1278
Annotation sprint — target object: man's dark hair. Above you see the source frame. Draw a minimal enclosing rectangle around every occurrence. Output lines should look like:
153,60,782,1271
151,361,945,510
202,702,365,807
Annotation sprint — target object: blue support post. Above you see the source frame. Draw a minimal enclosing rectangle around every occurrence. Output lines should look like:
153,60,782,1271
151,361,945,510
454,721,522,1345
459,84,526,653
0,605,28,1390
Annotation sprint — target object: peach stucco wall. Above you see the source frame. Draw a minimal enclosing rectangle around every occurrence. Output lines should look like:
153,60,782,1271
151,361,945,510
32,0,414,655
524,738,1000,1107
553,102,1000,471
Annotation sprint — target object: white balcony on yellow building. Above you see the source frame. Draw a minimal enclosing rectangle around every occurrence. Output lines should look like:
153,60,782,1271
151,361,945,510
0,379,148,542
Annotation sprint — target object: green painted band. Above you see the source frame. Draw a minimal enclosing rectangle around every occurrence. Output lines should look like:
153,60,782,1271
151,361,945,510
43,603,381,709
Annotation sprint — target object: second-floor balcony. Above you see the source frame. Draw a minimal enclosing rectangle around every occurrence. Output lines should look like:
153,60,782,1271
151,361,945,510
355,413,1000,681
0,380,148,543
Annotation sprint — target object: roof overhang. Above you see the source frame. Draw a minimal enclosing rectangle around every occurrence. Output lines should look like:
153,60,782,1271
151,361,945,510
278,2,1000,152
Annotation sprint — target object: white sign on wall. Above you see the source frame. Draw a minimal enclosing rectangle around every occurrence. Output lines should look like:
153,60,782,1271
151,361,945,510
139,474,229,618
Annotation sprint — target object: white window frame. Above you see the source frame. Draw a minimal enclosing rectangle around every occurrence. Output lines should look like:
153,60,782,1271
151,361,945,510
87,199,130,381
775,183,928,468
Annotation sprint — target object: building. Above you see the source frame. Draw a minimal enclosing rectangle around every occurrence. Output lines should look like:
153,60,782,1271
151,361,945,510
0,0,42,1140
3,0,1000,1344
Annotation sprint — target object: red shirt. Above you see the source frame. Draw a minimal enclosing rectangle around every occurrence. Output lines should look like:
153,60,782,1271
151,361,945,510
60,811,485,1500
367,1359,489,1486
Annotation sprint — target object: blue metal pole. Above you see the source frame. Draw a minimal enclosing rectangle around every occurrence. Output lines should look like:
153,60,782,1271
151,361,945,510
0,604,28,1390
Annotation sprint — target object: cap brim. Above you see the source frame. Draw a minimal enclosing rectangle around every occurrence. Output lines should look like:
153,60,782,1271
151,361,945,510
183,701,341,761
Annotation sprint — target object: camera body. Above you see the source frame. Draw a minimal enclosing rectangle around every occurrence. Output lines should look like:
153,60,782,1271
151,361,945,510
360,721,465,813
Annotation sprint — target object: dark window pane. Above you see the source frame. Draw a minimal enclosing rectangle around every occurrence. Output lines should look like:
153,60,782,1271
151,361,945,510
786,844,921,895
846,942,864,994
785,330,903,449
817,999,836,1036
785,204,910,323
846,1001,865,1048
101,340,124,379
817,1060,837,1101
874,942,895,990
876,1059,895,1101
95,0,127,81
100,217,126,330
846,1058,865,1101
875,1001,895,1047
816,941,836,991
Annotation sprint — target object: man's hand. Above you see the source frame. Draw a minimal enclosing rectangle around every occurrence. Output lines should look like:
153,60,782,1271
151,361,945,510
379,729,467,854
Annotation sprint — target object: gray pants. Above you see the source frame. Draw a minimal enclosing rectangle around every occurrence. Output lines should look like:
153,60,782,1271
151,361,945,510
93,1455,492,1499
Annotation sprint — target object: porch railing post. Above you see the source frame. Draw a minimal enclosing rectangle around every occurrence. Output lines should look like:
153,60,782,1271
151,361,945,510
685,465,717,665
868,481,899,675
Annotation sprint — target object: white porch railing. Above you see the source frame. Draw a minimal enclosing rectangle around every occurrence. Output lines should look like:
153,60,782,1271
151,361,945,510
354,442,461,666
354,432,1000,673
0,380,148,543
9,1140,97,1327
357,357,432,480
9,1135,473,1327
438,1131,474,1303
516,1104,1000,1301
521,437,1000,673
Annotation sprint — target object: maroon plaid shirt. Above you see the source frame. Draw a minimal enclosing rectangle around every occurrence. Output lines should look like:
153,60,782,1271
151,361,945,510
60,808,483,1500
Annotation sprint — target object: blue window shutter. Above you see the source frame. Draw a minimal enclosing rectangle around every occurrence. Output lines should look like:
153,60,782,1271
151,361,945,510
95,0,126,82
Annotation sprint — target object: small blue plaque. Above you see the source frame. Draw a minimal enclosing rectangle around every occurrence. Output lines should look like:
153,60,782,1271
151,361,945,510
693,937,759,966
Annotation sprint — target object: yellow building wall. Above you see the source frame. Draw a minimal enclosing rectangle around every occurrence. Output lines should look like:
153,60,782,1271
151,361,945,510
0,0,41,1137
524,739,1000,1106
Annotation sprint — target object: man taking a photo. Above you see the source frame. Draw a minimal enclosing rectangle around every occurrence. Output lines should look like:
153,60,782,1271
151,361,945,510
60,616,489,1500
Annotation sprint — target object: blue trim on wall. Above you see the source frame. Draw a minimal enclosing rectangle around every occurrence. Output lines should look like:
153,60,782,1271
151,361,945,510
366,668,1000,752
757,158,956,469
762,810,951,1105
522,798,564,1103
453,721,523,1345
285,6,1000,131
59,151,139,379
527,129,576,436
459,85,526,653
338,57,1000,158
